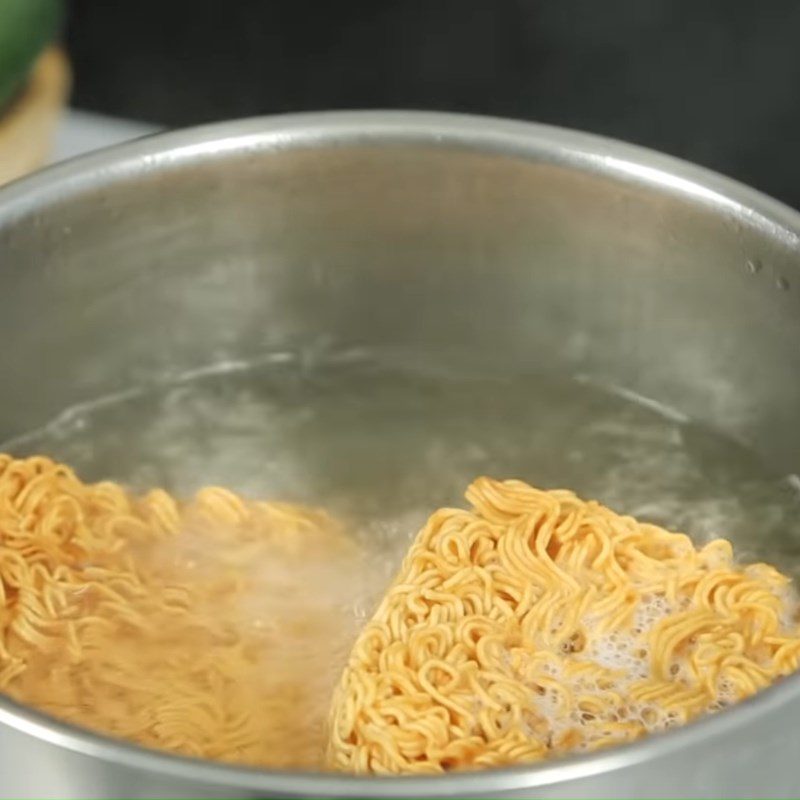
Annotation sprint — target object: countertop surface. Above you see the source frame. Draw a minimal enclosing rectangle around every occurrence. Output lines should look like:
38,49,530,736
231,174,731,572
52,108,160,163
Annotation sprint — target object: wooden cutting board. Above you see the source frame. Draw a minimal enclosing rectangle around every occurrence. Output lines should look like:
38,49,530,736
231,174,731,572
0,46,70,186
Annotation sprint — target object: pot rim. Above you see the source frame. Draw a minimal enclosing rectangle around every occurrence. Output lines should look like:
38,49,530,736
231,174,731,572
1,109,799,797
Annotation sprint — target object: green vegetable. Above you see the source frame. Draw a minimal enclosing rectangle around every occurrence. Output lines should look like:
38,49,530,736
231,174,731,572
0,0,63,112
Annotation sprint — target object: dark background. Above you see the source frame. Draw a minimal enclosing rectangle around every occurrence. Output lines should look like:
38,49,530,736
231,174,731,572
65,0,800,208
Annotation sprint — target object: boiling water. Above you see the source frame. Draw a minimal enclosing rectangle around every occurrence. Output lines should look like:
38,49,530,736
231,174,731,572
4,354,800,763
5,355,800,576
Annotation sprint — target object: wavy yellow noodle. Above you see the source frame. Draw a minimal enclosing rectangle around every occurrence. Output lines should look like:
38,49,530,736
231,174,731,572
0,454,361,768
3,455,799,774
327,476,800,774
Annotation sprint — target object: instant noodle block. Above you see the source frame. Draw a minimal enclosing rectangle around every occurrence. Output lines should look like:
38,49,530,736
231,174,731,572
326,477,800,774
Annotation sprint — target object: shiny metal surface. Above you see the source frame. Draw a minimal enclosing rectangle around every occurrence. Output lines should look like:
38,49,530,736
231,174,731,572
0,111,799,798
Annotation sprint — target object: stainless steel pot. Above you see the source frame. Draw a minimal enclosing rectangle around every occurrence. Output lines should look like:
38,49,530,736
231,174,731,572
0,112,799,799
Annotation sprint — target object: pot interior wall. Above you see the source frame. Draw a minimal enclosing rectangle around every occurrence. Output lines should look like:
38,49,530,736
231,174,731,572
0,135,799,552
